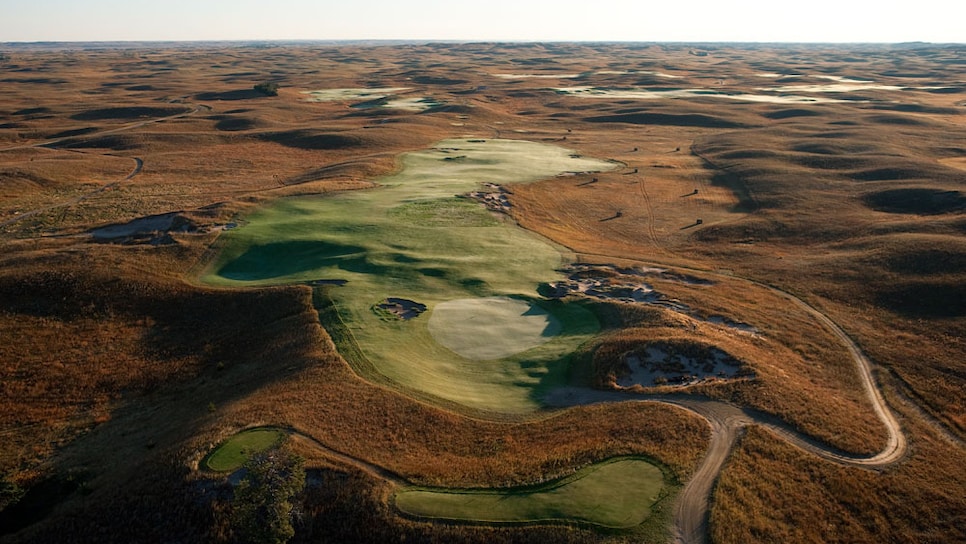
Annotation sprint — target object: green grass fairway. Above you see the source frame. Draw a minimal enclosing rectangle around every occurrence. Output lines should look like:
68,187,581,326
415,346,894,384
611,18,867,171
394,458,665,528
203,428,287,472
202,139,617,413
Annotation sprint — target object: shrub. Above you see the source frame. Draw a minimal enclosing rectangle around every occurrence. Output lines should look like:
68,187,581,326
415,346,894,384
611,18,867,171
253,82,279,96
231,447,305,544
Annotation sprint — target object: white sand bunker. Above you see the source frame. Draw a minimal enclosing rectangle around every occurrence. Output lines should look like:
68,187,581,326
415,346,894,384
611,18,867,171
617,343,754,388
428,297,561,361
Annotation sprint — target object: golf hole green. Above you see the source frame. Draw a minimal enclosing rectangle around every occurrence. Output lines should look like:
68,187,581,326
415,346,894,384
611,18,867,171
427,297,561,360
204,428,286,473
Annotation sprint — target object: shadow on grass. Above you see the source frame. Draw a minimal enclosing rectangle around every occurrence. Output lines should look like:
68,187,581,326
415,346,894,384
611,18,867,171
216,241,381,281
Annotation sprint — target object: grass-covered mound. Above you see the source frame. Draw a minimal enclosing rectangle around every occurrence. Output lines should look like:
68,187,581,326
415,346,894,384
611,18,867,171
394,458,665,528
204,428,287,473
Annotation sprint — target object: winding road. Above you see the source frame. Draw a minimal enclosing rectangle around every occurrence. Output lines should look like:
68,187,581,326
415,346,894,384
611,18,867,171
551,253,908,543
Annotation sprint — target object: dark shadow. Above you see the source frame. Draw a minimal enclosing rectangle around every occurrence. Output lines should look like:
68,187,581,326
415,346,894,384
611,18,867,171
13,106,51,116
51,134,139,151
709,171,758,213
195,89,264,101
877,282,966,318
257,130,363,150
863,188,966,215
410,75,468,85
216,241,380,281
599,211,623,222
70,106,187,121
46,127,98,139
763,108,822,120
585,112,748,129
680,189,699,198
214,117,257,131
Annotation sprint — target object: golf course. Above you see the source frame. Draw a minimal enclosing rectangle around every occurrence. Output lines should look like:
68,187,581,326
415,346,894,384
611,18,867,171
4,41,962,544
203,138,617,413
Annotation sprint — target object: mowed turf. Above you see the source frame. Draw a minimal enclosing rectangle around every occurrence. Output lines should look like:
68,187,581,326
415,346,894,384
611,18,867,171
203,428,286,472
394,458,665,528
428,297,561,361
203,139,617,413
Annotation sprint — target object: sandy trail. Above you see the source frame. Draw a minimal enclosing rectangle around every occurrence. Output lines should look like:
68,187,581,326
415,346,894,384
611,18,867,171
564,253,907,543
0,104,203,229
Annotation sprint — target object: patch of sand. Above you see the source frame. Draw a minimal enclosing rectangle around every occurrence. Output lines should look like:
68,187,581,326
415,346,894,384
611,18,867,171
548,264,759,335
617,345,749,388
376,297,427,320
553,86,850,104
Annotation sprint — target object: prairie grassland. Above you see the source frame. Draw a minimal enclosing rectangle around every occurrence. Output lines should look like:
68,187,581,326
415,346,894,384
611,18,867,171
1,42,964,543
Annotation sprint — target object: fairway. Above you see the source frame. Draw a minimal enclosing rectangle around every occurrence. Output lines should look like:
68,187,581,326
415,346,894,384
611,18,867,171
203,139,617,413
203,428,286,472
394,458,665,528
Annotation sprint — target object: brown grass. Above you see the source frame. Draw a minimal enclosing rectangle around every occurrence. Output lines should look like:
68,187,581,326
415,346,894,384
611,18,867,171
1,41,964,543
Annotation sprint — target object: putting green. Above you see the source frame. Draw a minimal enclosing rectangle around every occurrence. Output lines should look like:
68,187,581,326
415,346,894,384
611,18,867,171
203,138,617,413
394,458,665,528
204,428,286,472
428,297,561,360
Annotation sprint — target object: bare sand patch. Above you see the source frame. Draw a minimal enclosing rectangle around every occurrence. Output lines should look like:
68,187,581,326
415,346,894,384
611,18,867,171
548,264,759,335
375,297,427,320
554,86,850,104
617,343,750,388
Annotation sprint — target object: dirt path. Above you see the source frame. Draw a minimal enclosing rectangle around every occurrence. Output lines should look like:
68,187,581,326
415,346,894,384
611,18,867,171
0,155,144,229
637,175,661,248
561,253,908,542
0,104,204,229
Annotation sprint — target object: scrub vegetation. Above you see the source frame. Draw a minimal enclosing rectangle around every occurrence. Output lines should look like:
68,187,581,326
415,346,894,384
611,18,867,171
1,41,963,544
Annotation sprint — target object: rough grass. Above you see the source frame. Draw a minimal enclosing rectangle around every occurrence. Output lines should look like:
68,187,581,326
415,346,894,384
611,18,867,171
395,457,665,528
3,42,965,544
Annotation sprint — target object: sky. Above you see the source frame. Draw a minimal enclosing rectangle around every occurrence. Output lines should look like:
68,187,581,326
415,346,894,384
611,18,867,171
1,0,963,43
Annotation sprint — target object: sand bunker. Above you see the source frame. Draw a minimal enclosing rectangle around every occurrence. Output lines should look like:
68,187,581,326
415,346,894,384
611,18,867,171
463,182,512,213
428,297,561,360
375,297,427,320
90,212,207,245
548,264,759,335
617,343,752,388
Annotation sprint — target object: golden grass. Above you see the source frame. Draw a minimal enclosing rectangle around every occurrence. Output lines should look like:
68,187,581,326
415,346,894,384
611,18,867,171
1,41,964,543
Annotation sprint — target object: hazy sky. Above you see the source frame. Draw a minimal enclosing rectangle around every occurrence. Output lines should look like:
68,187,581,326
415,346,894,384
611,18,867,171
2,0,963,43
